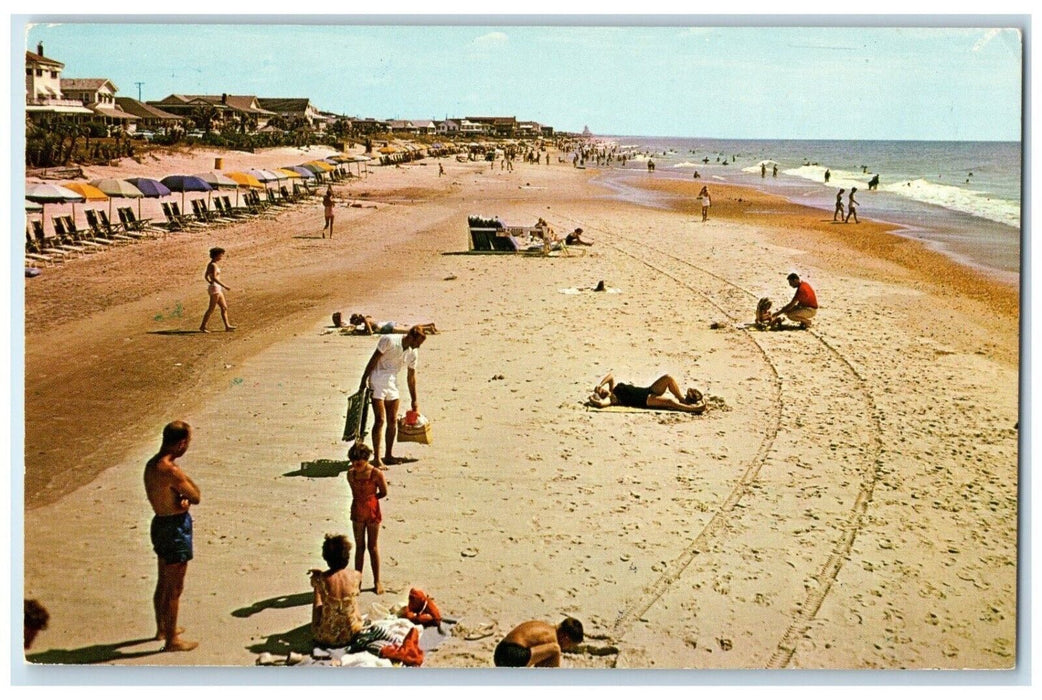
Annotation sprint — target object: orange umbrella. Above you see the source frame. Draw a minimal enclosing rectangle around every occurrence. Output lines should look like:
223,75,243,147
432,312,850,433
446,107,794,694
225,171,265,188
63,182,110,226
224,171,265,207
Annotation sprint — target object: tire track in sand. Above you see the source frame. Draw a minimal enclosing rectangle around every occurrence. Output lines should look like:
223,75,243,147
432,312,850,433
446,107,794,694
555,213,884,668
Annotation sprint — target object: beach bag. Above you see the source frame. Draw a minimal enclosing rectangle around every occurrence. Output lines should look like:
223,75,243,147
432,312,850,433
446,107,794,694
397,413,432,445
343,387,371,442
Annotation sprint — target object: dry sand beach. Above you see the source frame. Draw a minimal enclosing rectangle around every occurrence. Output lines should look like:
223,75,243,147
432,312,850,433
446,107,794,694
21,144,1019,670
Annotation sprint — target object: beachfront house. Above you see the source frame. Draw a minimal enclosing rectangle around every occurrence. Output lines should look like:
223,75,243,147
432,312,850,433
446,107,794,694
257,97,329,132
351,117,389,135
387,119,437,135
466,116,517,137
60,78,139,135
149,93,277,134
114,97,185,136
24,43,94,123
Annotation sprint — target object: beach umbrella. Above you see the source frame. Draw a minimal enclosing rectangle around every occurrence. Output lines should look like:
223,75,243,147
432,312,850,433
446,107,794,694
64,182,110,227
26,183,85,235
274,168,303,179
307,160,335,172
63,182,108,201
126,177,172,198
192,171,240,190
125,177,173,221
91,178,145,199
192,171,239,209
298,162,325,174
225,171,265,188
245,168,280,185
160,174,214,211
378,146,397,154
25,199,43,212
285,166,316,179
90,177,146,220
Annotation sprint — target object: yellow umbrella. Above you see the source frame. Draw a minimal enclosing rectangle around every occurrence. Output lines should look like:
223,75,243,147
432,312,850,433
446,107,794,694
306,160,335,172
63,182,110,226
275,168,303,179
224,171,264,208
225,171,265,188
378,146,397,154
63,182,108,200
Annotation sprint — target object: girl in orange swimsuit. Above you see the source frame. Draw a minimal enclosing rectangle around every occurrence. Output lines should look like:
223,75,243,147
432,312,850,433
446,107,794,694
346,443,388,594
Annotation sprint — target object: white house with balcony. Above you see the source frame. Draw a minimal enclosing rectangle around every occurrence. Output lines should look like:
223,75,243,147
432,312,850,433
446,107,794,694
25,43,94,121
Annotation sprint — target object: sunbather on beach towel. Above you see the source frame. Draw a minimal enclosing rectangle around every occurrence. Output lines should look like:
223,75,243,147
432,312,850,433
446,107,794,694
587,372,706,413
345,313,438,336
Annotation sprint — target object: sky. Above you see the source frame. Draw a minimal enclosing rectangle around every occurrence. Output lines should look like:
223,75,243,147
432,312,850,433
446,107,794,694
16,16,1025,141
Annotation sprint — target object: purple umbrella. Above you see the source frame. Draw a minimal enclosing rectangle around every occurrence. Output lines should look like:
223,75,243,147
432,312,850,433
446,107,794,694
126,177,172,198
126,177,174,221
284,165,317,179
161,174,214,210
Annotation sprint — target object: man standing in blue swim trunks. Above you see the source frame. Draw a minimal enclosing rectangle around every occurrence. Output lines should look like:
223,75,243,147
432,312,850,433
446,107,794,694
144,420,201,652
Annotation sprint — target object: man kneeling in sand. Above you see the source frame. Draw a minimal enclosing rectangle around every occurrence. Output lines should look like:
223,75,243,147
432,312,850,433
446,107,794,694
770,272,818,329
587,372,706,413
144,420,201,652
494,618,584,667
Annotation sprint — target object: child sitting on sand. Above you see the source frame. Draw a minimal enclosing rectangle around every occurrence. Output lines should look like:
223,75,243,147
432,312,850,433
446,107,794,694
755,297,773,329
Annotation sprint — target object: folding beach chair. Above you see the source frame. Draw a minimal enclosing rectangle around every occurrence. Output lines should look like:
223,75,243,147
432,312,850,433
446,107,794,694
342,386,372,443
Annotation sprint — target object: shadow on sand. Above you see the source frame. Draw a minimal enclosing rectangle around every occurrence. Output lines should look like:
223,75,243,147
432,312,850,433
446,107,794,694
232,591,311,619
284,460,351,478
246,623,314,656
26,637,163,664
149,329,206,336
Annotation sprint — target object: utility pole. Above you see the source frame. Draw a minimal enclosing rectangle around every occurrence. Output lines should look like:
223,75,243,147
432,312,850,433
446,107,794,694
135,82,144,101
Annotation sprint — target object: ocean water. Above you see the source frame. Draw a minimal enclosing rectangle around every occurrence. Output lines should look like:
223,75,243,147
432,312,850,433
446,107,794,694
587,137,1023,286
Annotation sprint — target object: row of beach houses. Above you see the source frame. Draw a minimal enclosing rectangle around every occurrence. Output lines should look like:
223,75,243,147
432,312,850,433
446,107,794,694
26,43,558,140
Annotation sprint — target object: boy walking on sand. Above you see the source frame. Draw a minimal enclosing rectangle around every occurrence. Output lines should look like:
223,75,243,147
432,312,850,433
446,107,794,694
144,420,201,652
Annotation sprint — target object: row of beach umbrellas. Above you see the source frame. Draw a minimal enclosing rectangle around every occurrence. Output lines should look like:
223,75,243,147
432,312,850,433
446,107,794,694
25,155,367,227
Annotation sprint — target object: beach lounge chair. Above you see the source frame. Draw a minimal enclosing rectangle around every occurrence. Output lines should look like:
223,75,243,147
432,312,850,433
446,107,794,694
172,202,208,228
29,221,72,260
60,215,111,250
25,226,61,266
51,216,93,254
86,209,134,244
279,185,301,203
117,206,161,236
190,199,223,225
266,190,291,208
467,216,522,252
218,195,254,218
41,218,85,256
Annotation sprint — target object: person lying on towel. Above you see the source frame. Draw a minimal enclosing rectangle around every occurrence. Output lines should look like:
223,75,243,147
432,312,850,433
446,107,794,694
344,313,438,336
587,372,706,414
